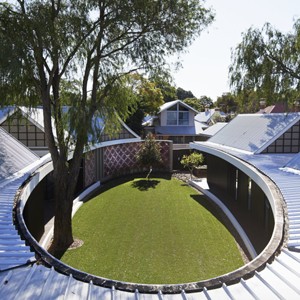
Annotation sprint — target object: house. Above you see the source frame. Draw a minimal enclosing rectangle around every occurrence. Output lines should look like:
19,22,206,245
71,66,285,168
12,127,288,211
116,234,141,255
0,106,140,157
256,101,287,114
144,101,229,147
194,107,227,126
144,100,206,147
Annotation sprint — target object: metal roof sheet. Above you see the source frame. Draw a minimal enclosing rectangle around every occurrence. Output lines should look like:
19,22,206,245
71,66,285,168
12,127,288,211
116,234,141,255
208,113,300,153
195,109,226,124
1,137,300,298
0,128,39,183
282,152,300,171
201,122,227,137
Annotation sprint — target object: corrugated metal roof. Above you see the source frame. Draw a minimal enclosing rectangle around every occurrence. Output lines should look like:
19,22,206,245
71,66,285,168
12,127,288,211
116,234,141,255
0,173,36,271
1,137,300,298
208,113,300,154
201,122,227,137
195,109,226,124
0,128,39,183
282,152,300,171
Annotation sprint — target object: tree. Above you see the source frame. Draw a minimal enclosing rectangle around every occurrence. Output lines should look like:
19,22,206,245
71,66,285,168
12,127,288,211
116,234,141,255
136,133,162,180
0,0,214,254
126,74,163,136
176,87,195,100
150,73,177,103
199,95,213,110
183,98,202,111
215,93,238,114
230,19,300,106
180,152,204,179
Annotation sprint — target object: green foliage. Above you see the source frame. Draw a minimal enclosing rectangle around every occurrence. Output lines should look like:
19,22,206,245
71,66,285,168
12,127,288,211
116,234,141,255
151,74,177,103
199,95,213,109
215,93,238,113
0,0,214,250
61,177,243,284
180,152,204,179
176,87,195,100
183,97,202,111
136,133,162,178
125,74,164,135
230,19,300,106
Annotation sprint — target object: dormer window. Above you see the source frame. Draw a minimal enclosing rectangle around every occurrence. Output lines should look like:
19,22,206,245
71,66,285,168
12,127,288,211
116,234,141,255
166,103,189,125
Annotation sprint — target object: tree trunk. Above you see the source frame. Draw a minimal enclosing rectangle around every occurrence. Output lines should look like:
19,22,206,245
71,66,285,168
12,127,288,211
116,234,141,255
48,159,75,257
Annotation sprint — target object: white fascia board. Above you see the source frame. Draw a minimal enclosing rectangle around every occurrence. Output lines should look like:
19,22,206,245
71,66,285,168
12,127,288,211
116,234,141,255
190,142,278,214
18,107,46,133
190,141,285,266
199,141,254,155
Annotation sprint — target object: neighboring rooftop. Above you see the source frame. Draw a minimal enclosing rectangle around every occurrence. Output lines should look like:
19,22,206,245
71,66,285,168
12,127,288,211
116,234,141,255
200,122,227,138
195,108,226,124
158,99,199,114
208,113,300,154
0,127,39,183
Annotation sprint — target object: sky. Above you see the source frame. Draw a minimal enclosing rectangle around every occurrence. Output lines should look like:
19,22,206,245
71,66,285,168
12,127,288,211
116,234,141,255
170,0,300,101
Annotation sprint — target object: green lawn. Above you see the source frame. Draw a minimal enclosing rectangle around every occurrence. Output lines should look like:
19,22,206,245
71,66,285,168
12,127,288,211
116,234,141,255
61,177,244,284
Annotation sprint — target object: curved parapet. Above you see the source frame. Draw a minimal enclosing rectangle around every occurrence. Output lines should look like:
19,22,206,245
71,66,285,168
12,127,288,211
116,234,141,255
1,141,300,298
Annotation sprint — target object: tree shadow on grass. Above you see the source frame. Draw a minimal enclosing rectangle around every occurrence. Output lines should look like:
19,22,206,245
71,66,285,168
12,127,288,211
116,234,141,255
131,179,160,191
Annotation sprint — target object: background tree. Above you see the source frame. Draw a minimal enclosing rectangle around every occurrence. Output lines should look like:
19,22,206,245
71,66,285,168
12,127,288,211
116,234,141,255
180,152,204,179
150,74,177,103
183,98,202,112
0,0,214,254
230,19,300,107
136,133,162,180
176,87,195,100
215,93,238,114
126,74,163,136
199,95,213,110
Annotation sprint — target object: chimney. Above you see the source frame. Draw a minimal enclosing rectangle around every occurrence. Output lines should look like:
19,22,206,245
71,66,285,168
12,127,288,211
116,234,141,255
259,99,266,113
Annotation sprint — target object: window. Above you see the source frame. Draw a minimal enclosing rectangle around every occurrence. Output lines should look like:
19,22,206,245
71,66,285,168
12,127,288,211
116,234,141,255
166,103,189,125
166,111,177,125
262,121,300,153
179,111,189,125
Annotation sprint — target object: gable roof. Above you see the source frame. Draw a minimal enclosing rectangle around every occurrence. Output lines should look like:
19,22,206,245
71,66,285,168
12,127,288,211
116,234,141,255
208,113,300,154
257,103,287,114
0,106,140,143
0,127,39,183
159,100,199,114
